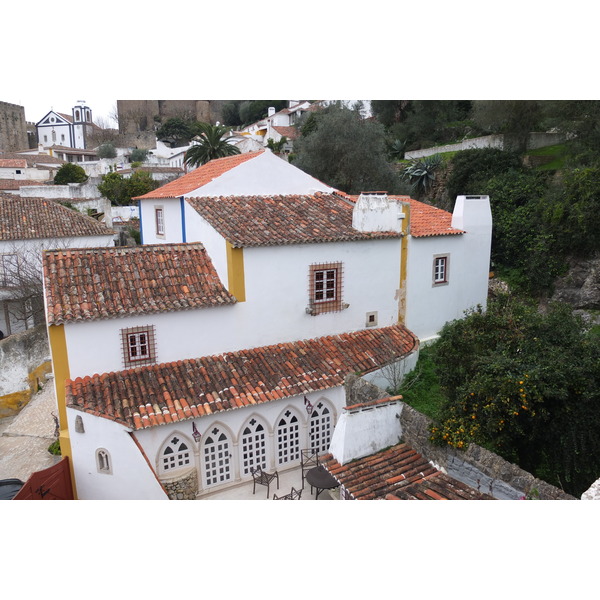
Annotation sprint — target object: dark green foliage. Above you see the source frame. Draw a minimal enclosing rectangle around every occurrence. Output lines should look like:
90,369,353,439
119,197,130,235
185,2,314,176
292,105,401,194
54,163,88,185
430,295,600,496
446,148,523,203
97,143,117,159
155,117,194,145
98,170,158,206
472,100,544,151
370,100,411,127
48,440,61,456
184,123,241,167
130,148,148,163
266,136,288,153
238,101,287,126
221,101,243,126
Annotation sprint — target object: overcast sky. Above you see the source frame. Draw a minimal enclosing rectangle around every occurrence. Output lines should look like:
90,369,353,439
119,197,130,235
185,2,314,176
3,2,596,128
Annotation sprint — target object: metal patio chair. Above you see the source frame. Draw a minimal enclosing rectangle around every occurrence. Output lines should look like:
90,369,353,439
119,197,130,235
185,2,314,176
250,465,279,498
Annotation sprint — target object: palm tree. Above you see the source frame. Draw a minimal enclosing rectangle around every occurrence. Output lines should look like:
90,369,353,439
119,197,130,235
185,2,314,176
184,122,241,167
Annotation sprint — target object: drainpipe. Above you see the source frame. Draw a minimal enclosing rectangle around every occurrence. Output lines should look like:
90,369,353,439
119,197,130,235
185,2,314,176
398,201,410,324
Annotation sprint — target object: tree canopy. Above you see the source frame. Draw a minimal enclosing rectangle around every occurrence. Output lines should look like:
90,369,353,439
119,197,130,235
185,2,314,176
54,163,88,185
429,295,600,497
292,104,403,195
97,170,158,206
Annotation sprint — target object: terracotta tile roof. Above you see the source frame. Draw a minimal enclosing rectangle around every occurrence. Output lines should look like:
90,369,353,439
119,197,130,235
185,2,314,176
66,324,418,430
134,151,264,200
0,152,65,166
321,444,494,500
186,192,402,247
341,193,464,237
271,126,298,140
0,159,27,168
43,242,236,325
0,194,114,242
0,179,46,190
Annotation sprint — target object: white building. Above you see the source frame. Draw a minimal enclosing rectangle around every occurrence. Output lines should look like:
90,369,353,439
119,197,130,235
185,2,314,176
36,102,98,150
0,194,115,337
42,150,492,500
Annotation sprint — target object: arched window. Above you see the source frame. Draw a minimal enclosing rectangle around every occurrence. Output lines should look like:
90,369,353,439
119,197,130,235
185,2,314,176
276,409,300,465
203,427,232,486
240,418,267,476
75,109,80,121
309,401,333,453
96,448,112,474
161,435,191,473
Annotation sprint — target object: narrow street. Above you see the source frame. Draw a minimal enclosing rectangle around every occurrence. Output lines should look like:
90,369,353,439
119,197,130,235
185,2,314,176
0,379,60,482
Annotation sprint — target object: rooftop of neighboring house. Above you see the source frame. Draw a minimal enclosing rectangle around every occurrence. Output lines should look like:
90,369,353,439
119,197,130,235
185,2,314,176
65,323,418,430
134,151,264,199
0,180,47,191
42,242,236,326
116,166,185,175
320,442,494,500
343,193,464,238
0,151,65,167
271,126,299,140
0,194,115,243
185,192,403,247
48,145,98,156
0,159,27,168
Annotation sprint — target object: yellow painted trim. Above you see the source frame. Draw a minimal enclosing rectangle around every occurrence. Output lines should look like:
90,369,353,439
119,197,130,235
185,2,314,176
0,361,52,418
398,202,410,324
226,242,246,302
47,324,77,499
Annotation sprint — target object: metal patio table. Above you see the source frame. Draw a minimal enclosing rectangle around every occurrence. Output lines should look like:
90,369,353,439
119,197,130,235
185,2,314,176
305,465,339,499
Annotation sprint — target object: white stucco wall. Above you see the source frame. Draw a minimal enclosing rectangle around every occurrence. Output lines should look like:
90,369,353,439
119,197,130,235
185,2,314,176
62,237,403,379
329,400,403,465
405,196,492,341
182,151,335,197
67,407,169,500
139,197,184,245
135,387,344,497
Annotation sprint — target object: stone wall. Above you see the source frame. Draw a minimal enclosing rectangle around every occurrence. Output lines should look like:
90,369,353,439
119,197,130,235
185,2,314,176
161,468,198,500
0,101,28,152
398,402,575,500
344,373,575,499
0,324,51,417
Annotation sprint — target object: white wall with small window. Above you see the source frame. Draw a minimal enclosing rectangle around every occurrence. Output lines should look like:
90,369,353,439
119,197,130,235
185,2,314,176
66,407,169,500
139,197,184,245
405,196,492,342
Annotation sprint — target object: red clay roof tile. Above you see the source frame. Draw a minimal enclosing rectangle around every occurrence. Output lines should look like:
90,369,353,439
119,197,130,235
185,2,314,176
186,192,402,247
321,444,494,500
0,194,114,242
42,242,236,325
66,324,418,430
134,151,263,199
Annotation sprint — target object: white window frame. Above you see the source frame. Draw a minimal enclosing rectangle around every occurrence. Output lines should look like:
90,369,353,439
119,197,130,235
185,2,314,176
160,435,192,474
313,267,338,303
120,325,156,368
155,206,165,237
433,254,449,286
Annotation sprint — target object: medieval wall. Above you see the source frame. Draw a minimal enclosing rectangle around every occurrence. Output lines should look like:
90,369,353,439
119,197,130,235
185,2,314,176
0,101,28,152
117,100,224,134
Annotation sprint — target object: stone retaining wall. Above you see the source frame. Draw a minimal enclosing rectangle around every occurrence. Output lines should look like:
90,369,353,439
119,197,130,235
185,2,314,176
162,468,198,500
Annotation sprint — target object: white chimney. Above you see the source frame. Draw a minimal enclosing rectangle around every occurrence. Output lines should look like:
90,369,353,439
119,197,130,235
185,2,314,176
352,192,404,233
267,106,276,117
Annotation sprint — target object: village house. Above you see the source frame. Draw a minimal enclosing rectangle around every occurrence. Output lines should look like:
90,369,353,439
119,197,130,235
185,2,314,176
36,102,100,150
0,194,115,338
41,150,492,500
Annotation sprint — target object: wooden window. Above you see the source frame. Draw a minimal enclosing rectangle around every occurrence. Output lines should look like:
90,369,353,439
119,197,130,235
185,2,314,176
308,262,343,314
161,436,191,473
276,410,300,465
240,418,267,476
433,255,449,285
203,427,232,486
309,401,332,453
120,325,156,368
155,207,165,236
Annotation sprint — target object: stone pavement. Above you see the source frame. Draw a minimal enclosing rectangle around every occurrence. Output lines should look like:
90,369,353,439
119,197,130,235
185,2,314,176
0,379,60,482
